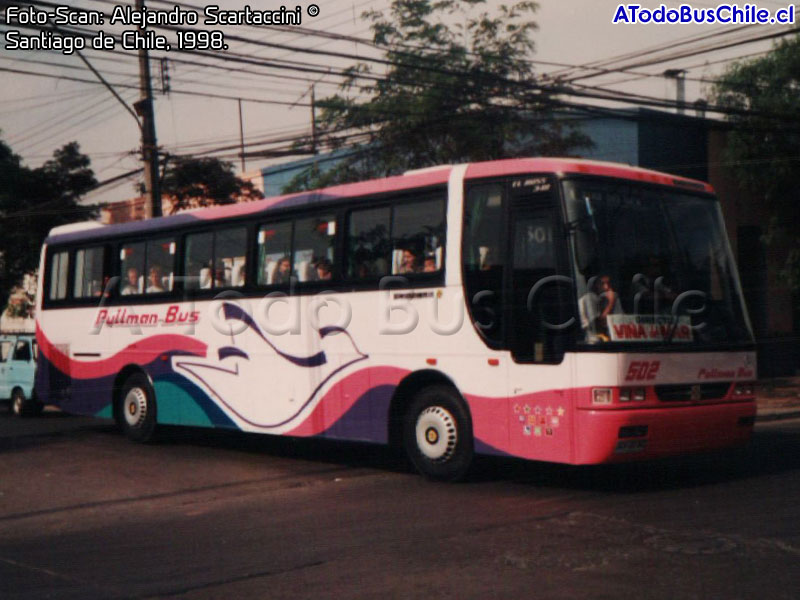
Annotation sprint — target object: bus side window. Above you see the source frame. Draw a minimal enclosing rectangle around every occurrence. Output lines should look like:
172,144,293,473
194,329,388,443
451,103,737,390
294,215,336,282
392,196,446,275
74,247,106,298
463,184,506,346
215,227,247,288
347,207,391,280
0,341,10,363
48,251,69,301
185,228,247,290
184,233,213,290
120,243,145,295
258,221,292,285
145,238,176,294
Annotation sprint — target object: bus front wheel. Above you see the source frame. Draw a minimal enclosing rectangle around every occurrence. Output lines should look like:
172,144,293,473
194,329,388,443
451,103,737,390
118,373,157,443
403,386,473,481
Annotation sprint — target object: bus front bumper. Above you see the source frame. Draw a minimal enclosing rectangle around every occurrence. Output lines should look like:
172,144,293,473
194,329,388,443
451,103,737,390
574,400,756,464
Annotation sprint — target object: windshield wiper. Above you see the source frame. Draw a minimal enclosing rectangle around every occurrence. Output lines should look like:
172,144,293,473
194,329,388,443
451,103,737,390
664,313,681,345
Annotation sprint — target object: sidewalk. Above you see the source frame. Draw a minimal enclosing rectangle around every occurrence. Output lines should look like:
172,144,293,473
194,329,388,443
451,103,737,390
756,376,800,421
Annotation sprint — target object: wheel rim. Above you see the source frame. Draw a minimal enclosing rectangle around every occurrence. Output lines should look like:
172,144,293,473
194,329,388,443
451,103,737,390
415,406,457,462
123,387,148,428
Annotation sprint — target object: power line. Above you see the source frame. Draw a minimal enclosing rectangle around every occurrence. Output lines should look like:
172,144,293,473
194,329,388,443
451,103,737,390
568,25,800,83
3,3,796,186
6,4,785,117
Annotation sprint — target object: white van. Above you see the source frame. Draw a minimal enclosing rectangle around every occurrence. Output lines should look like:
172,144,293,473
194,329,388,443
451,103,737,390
0,333,41,416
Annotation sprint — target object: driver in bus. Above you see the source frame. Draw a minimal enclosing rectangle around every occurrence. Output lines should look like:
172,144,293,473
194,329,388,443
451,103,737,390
633,255,677,314
579,274,622,342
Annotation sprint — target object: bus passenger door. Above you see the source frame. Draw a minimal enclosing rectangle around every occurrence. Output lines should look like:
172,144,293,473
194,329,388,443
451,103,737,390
508,189,572,364
506,180,574,461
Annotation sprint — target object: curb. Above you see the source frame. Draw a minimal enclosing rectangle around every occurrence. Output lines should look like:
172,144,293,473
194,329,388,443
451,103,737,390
756,410,800,423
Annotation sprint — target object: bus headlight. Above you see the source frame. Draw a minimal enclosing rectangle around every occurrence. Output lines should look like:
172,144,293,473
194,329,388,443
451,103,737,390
619,387,646,403
592,388,613,405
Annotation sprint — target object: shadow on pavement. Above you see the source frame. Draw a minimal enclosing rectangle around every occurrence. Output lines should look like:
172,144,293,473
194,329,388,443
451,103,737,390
132,417,800,493
136,424,413,475
470,423,800,492
5,408,800,493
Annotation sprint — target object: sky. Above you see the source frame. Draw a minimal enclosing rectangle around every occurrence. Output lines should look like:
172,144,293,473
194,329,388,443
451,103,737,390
0,0,796,208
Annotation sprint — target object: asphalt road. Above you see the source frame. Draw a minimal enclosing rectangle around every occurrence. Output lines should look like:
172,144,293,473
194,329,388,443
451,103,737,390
1,409,799,599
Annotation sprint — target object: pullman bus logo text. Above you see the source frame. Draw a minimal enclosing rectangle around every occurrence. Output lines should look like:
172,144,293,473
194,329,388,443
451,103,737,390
94,305,200,328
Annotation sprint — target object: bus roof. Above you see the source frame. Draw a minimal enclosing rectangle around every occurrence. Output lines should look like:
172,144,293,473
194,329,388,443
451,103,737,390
46,158,714,245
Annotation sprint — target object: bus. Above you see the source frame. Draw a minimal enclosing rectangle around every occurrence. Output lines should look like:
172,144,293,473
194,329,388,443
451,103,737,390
35,158,757,480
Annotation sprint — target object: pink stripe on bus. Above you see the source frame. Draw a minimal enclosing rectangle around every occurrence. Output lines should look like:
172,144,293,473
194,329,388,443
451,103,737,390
36,326,207,380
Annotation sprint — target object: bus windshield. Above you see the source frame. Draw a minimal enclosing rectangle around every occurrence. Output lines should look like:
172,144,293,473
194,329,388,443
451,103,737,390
563,178,753,348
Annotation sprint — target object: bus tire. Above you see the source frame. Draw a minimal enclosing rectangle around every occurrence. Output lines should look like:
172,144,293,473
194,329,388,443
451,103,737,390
118,373,157,443
11,388,39,418
403,385,473,481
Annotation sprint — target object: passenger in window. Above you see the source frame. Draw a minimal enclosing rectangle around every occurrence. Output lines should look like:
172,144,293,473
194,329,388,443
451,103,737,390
398,248,420,274
213,262,229,287
94,276,111,298
423,255,437,273
146,265,165,293
272,256,293,284
315,258,333,281
92,276,109,297
355,262,370,279
197,262,213,289
121,267,141,295
480,247,496,271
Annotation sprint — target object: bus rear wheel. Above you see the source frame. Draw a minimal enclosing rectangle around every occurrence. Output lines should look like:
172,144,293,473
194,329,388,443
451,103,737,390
403,386,473,481
117,373,157,443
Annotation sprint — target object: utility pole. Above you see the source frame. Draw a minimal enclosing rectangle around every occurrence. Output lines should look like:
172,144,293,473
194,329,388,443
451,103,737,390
134,0,161,218
311,84,318,155
238,99,246,172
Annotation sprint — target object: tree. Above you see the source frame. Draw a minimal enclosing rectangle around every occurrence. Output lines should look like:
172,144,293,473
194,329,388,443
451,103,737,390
283,0,589,192
0,139,97,312
712,36,800,292
159,155,263,214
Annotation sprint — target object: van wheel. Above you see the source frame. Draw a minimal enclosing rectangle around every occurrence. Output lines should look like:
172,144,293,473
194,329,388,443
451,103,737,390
118,373,157,443
403,385,473,481
11,388,39,418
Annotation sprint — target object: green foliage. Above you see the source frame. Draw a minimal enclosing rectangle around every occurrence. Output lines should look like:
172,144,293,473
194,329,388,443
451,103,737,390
712,36,800,291
283,0,589,193
0,139,97,312
160,155,263,214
